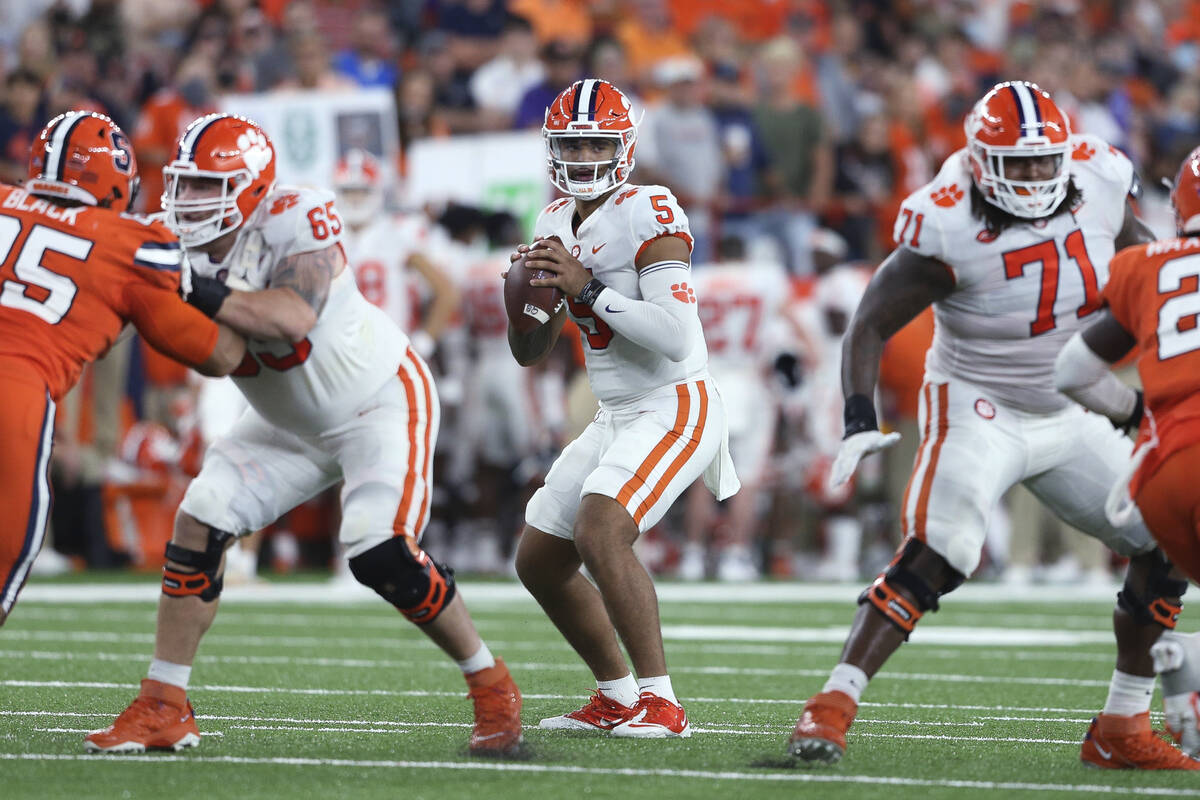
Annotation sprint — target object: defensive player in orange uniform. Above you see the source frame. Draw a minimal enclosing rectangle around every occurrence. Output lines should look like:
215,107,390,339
1055,144,1200,585
0,111,245,626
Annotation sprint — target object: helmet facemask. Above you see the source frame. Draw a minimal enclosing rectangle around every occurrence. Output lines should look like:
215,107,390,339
334,183,383,228
545,129,635,199
162,165,253,247
969,141,1070,219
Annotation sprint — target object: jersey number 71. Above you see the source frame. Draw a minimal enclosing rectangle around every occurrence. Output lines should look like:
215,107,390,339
1002,230,1100,336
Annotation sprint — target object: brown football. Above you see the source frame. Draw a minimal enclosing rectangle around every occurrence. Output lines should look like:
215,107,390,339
503,237,564,334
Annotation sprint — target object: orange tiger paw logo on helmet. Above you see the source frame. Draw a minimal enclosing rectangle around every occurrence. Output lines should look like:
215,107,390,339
930,183,964,207
671,283,696,303
1073,141,1096,161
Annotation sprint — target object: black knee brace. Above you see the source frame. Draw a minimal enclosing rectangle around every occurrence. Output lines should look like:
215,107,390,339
162,527,234,602
859,538,966,639
349,537,457,624
1118,549,1188,629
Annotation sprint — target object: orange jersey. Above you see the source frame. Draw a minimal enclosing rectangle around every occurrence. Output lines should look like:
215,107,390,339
0,183,219,401
1103,235,1200,492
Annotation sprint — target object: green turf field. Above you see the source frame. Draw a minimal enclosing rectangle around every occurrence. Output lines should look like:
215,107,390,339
2,575,1197,799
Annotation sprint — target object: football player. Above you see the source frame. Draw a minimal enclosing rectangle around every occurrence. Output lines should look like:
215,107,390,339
85,114,522,756
788,82,1197,770
680,235,790,581
0,111,246,627
334,148,457,360
1055,146,1200,761
507,79,739,738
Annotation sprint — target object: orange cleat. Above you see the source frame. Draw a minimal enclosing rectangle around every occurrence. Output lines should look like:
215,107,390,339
788,690,858,764
84,679,200,754
1080,712,1200,770
466,657,523,754
538,690,639,733
611,692,691,738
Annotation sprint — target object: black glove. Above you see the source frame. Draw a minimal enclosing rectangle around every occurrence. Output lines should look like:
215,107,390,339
185,275,231,318
772,352,802,389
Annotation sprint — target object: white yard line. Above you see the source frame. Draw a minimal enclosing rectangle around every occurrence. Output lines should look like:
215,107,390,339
0,752,1189,796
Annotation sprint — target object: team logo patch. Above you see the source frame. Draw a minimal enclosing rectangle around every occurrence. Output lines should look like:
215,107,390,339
976,229,999,243
1072,141,1095,161
974,398,996,419
930,183,964,207
671,282,696,304
571,244,582,258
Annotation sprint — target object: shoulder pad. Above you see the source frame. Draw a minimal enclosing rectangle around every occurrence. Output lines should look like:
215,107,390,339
1068,134,1135,194
628,185,692,258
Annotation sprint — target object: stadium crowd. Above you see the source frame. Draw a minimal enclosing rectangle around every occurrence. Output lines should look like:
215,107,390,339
3,0,1200,585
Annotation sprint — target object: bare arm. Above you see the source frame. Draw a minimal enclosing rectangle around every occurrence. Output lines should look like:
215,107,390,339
405,251,459,341
194,325,248,377
1115,198,1156,250
216,244,342,341
842,247,956,410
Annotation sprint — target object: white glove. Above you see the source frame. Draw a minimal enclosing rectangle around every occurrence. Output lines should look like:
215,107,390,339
1164,692,1200,757
828,429,902,489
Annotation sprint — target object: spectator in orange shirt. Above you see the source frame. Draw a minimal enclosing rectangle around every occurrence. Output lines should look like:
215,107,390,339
131,56,218,213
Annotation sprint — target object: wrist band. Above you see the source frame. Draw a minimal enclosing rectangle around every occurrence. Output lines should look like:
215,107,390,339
576,278,606,306
187,275,231,319
843,393,878,437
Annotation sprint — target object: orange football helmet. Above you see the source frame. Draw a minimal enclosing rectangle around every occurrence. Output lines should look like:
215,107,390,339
333,148,384,228
27,111,138,212
162,113,276,247
964,81,1071,219
543,79,638,198
1172,145,1200,236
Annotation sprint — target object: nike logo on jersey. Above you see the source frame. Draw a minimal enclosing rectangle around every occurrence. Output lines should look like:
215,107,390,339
592,243,607,254
604,305,624,313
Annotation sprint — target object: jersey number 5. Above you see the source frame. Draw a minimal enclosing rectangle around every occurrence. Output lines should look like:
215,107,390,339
0,216,85,325
1002,230,1100,336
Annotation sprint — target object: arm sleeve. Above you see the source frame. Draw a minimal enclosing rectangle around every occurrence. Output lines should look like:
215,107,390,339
590,260,700,362
1053,331,1138,422
123,282,220,367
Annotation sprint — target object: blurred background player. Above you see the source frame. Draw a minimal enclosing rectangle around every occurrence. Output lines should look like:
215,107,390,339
789,82,1196,771
508,79,738,739
85,113,521,756
1,110,245,626
680,233,788,581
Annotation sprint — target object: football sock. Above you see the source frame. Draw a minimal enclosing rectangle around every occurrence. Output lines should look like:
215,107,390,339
1102,669,1155,716
457,642,496,674
147,659,192,691
823,663,869,704
597,673,640,707
637,675,678,705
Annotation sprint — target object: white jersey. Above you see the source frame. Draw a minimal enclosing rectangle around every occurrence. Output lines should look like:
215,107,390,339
189,185,409,434
344,212,433,332
693,259,789,369
461,254,511,353
533,185,708,404
897,133,1136,412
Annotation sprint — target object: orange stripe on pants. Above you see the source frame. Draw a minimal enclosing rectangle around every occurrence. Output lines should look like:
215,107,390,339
900,383,934,537
912,383,950,540
616,384,691,509
409,348,435,539
633,381,709,524
393,358,423,540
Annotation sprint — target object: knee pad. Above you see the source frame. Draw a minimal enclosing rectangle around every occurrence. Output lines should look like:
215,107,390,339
162,527,234,603
1118,549,1188,629
348,536,456,624
859,538,966,639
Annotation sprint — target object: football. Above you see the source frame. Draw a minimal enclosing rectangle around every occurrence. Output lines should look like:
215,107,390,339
503,237,564,334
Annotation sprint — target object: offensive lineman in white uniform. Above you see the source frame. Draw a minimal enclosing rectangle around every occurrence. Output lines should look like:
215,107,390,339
507,79,739,738
86,114,523,756
788,82,1196,770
